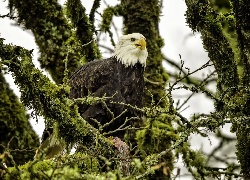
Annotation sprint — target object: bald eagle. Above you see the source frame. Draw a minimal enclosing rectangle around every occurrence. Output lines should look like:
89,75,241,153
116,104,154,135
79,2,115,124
37,33,147,158
69,33,148,138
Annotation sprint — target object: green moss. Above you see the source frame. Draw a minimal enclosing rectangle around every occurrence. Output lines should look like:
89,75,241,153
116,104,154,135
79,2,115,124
135,114,176,178
101,7,115,32
5,160,83,180
185,0,250,178
61,152,99,173
231,0,250,85
185,0,239,110
8,0,85,84
0,41,116,162
100,5,124,32
0,71,39,166
176,142,208,179
65,0,101,61
210,0,231,12
228,87,250,177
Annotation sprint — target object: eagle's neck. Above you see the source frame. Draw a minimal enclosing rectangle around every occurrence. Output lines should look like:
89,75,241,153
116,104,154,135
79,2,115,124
113,47,147,68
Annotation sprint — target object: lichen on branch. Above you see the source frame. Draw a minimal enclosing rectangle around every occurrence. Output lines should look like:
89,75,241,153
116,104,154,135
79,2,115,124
185,0,239,109
65,0,101,61
0,39,115,158
7,0,88,84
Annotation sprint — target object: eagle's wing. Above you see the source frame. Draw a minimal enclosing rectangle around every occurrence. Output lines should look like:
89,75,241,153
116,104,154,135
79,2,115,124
69,59,118,98
69,58,126,131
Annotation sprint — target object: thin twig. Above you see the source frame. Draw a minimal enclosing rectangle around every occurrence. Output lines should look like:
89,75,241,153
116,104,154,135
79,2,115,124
102,109,128,129
177,70,216,111
104,126,143,136
157,60,213,109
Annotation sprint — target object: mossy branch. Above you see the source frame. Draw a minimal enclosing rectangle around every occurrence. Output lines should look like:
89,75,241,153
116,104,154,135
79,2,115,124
0,40,115,158
185,0,239,98
65,0,101,61
231,0,250,85
185,1,250,178
8,0,82,84
100,5,123,33
0,69,39,166
89,0,101,33
100,5,124,46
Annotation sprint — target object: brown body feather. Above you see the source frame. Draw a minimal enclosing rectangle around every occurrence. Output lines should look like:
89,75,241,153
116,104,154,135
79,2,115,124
69,57,144,138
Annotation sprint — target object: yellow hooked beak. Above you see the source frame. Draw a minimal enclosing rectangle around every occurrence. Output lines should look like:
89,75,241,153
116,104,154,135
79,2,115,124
135,38,146,50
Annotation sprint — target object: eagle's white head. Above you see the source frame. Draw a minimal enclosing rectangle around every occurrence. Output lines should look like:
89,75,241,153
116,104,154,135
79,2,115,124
114,33,148,67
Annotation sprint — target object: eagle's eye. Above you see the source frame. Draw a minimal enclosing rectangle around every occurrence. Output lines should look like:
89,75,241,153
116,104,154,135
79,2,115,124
130,38,136,42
